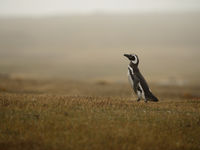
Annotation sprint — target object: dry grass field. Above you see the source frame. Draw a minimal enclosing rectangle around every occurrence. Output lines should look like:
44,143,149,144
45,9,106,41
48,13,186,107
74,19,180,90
0,77,200,150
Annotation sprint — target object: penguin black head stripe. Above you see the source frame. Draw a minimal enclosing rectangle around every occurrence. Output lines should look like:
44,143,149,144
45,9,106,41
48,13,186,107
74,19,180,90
124,54,139,66
124,53,158,102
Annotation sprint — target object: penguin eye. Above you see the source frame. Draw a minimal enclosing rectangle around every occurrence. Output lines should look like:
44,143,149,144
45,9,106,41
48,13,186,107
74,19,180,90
131,56,135,61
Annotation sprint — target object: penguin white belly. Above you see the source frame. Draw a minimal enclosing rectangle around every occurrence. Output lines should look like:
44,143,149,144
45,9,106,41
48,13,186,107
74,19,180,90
127,70,134,87
137,82,146,99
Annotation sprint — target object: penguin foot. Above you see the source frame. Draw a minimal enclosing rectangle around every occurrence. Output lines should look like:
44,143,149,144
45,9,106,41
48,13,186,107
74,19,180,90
137,98,141,102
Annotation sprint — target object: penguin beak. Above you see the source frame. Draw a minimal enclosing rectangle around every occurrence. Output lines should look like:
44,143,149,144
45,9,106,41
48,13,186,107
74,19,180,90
124,54,131,59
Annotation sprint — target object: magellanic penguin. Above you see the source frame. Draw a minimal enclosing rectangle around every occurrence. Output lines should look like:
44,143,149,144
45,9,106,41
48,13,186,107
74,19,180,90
124,54,158,102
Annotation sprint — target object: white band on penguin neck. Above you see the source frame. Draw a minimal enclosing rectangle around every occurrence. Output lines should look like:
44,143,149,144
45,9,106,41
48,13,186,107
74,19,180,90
131,55,137,64
128,65,134,74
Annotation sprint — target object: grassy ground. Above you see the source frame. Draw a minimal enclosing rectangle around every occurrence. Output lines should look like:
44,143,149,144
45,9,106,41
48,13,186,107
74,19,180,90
0,78,200,150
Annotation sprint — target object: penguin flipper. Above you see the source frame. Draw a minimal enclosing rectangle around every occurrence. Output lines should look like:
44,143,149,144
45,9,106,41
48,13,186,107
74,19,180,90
133,75,140,93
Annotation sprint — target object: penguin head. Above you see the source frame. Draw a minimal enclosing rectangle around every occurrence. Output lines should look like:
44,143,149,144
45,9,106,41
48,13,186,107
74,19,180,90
124,54,139,66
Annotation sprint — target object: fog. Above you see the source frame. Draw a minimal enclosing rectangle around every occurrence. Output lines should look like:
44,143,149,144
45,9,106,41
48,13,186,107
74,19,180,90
0,1,200,85
0,13,199,84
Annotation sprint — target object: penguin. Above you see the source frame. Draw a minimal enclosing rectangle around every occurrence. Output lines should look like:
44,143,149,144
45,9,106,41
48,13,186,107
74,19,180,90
124,53,158,102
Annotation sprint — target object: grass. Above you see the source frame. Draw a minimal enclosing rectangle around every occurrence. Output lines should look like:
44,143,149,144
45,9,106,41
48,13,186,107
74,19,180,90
0,78,200,150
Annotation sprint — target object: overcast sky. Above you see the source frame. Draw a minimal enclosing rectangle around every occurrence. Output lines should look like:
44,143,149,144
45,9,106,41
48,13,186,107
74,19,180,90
0,0,200,16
